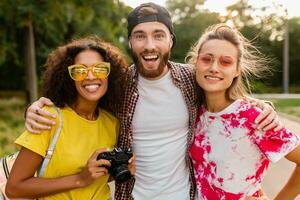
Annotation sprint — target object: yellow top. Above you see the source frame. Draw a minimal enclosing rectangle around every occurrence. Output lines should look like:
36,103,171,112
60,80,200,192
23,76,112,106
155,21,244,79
15,106,119,200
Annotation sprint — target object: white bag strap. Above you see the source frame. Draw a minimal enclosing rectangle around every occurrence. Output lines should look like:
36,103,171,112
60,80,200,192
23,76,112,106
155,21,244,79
38,106,62,177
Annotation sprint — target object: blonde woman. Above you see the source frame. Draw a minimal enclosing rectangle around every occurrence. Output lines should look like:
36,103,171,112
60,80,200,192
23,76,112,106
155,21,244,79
187,24,300,199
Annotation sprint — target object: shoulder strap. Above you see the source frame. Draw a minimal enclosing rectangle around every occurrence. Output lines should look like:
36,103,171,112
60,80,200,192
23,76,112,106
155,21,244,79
38,106,62,177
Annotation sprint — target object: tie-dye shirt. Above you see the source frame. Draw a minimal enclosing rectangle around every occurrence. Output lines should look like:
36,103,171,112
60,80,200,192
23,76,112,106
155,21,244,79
189,99,300,200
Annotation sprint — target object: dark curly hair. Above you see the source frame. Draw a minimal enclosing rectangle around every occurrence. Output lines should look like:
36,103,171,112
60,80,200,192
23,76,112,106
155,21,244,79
42,36,128,115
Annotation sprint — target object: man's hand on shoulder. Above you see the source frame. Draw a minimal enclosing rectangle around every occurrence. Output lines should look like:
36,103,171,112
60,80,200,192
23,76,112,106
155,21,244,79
25,97,56,134
244,96,283,132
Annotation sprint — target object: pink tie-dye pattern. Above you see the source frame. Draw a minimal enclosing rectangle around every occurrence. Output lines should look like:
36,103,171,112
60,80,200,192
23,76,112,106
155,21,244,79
190,140,244,199
190,100,300,199
221,113,241,128
245,158,269,183
239,106,299,160
209,116,216,120
254,129,297,156
200,178,244,199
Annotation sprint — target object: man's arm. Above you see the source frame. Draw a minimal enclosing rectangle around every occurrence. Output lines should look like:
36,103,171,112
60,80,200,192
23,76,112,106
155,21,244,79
25,97,56,133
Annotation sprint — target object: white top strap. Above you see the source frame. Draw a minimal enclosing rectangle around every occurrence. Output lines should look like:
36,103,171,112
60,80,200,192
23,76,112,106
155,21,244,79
38,106,62,177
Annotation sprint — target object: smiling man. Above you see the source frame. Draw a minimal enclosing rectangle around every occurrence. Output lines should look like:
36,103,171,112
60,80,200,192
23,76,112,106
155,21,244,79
129,20,172,79
115,3,197,200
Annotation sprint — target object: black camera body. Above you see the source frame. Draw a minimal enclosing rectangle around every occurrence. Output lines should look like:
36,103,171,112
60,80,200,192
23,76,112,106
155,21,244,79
97,148,133,183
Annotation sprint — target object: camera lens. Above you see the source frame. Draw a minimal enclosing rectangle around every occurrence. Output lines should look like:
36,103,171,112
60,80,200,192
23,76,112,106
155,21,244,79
111,164,131,183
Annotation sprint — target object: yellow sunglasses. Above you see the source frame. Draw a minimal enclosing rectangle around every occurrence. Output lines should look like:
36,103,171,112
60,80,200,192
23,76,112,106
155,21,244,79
68,62,110,81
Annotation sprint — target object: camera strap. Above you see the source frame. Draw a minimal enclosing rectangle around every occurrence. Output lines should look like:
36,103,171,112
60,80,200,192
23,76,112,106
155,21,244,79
38,106,62,177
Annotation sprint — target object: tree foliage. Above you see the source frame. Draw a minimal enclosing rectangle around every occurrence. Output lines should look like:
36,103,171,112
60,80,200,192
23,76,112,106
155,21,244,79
166,0,220,62
0,0,130,93
166,0,300,89
0,0,300,93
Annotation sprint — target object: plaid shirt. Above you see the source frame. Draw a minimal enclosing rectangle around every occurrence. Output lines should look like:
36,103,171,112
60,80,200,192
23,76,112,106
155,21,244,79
115,61,200,200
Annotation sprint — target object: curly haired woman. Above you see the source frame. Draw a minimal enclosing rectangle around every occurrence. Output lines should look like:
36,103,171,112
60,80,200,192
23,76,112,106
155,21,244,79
6,36,133,200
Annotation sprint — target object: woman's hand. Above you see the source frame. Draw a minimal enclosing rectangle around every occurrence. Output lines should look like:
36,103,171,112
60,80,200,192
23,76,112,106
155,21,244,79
77,148,111,187
128,154,136,175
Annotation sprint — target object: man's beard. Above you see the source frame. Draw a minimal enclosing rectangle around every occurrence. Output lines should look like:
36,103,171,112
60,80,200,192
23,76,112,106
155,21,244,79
131,50,170,79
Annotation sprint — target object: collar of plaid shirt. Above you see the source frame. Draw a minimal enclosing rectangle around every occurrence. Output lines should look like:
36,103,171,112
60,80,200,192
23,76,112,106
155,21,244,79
115,61,200,200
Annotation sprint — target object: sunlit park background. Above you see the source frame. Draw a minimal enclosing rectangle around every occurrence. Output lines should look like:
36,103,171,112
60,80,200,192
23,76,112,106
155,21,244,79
1,0,300,155
0,0,300,197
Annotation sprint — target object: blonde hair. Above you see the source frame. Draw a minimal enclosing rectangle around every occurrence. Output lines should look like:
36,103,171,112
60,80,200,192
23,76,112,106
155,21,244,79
186,23,271,101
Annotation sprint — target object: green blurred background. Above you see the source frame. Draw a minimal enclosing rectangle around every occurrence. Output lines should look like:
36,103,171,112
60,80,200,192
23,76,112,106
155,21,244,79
1,0,300,156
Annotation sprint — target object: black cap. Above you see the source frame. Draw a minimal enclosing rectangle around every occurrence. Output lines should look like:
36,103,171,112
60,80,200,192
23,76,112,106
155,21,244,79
127,2,176,46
